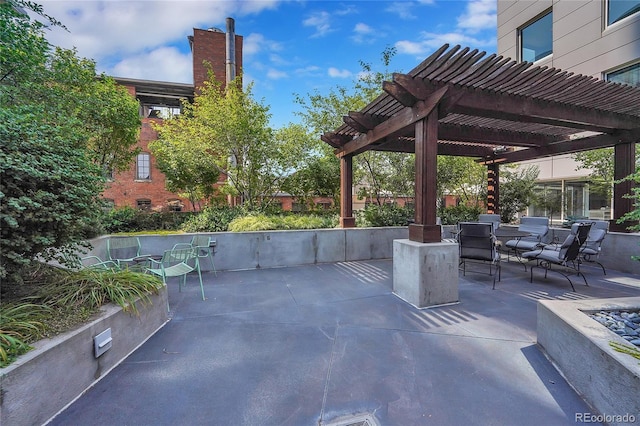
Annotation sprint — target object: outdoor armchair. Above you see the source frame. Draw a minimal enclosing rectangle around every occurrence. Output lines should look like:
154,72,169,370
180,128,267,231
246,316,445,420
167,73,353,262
172,235,217,275
504,216,550,258
107,236,142,268
146,247,205,301
81,255,119,270
577,220,609,275
478,214,501,232
521,222,591,291
458,222,501,289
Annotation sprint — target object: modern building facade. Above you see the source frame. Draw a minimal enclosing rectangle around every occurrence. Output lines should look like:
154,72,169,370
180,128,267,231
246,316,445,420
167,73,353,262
103,20,243,212
497,0,640,224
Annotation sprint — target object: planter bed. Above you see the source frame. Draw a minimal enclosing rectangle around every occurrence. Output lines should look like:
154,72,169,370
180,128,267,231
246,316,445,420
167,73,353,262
537,297,640,424
0,287,169,426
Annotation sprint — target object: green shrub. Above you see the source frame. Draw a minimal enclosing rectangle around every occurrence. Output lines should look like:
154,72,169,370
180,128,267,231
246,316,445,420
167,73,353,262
358,204,414,227
438,204,483,225
280,215,329,230
0,264,164,367
180,206,245,232
227,213,337,232
228,215,279,231
102,206,194,233
0,303,48,367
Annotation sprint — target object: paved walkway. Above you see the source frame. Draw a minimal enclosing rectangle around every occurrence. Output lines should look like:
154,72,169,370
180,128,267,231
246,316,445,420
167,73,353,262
49,259,640,426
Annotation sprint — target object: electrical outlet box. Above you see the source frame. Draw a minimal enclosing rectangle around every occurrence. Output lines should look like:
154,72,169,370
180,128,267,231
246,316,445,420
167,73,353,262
94,328,112,358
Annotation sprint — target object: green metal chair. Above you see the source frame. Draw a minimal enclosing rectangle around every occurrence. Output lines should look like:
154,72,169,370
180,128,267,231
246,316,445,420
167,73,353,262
173,235,217,276
81,255,119,270
107,236,142,268
146,247,205,301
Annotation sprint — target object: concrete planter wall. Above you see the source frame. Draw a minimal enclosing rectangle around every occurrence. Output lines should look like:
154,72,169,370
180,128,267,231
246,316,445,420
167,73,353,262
86,227,410,272
0,288,169,426
537,297,640,425
87,226,638,274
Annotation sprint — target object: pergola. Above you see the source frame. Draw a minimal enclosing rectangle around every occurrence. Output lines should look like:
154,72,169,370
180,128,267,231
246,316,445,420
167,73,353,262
322,44,640,243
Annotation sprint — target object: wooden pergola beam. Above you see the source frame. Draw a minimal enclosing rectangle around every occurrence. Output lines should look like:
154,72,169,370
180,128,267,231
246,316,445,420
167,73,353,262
498,129,640,164
392,73,639,132
336,86,449,157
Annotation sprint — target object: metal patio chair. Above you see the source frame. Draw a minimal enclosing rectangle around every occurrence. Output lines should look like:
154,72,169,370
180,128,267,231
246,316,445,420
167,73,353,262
107,236,142,268
577,220,609,275
478,214,501,233
504,216,550,260
172,235,217,275
521,222,592,291
458,222,501,289
146,247,205,301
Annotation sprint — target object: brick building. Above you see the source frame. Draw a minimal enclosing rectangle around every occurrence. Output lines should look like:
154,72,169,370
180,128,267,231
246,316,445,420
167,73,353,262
103,20,243,212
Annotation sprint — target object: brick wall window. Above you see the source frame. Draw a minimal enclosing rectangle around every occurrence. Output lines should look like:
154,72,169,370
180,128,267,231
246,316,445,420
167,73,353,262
167,199,183,212
136,153,151,180
136,199,151,210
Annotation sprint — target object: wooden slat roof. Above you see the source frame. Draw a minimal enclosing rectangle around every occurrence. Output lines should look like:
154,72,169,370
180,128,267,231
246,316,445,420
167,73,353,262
323,44,640,164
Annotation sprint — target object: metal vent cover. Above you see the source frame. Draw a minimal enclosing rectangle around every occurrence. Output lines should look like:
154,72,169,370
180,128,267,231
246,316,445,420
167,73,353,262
323,413,378,426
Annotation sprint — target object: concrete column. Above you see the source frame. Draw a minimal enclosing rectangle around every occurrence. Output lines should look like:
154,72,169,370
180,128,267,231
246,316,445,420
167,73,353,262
393,239,459,308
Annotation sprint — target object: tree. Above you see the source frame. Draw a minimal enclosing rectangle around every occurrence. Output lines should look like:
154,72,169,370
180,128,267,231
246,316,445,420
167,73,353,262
616,168,640,261
294,46,416,205
79,76,141,173
436,156,487,208
499,166,540,223
573,146,640,205
0,1,113,284
153,75,299,210
277,124,340,208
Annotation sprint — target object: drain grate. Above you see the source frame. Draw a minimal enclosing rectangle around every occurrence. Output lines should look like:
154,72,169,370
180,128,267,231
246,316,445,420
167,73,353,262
323,413,378,426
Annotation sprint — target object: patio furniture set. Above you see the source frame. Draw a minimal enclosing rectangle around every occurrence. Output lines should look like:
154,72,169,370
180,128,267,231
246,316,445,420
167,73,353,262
454,215,609,292
81,235,217,301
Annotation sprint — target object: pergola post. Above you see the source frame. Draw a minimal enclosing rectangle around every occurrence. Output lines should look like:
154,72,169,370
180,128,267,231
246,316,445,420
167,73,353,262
339,154,355,228
611,142,637,232
409,110,440,243
487,163,500,214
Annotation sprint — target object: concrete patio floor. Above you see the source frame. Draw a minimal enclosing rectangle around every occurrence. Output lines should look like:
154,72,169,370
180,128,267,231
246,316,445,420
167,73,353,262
49,258,640,426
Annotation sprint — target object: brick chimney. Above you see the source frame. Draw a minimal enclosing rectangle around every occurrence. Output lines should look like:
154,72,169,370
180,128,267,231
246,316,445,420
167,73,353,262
189,18,243,93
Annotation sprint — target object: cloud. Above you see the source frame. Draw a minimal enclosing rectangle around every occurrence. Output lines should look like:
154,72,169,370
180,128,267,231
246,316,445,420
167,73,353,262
267,69,288,80
328,67,352,78
395,31,495,57
243,33,283,57
294,65,322,77
457,0,497,33
110,47,192,83
394,0,496,58
36,1,280,63
351,22,379,44
303,10,333,37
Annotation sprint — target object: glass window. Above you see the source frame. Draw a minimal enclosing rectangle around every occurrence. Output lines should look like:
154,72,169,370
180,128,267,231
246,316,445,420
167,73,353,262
136,199,151,210
606,62,640,87
167,199,183,212
520,11,553,62
607,0,640,25
136,153,151,180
